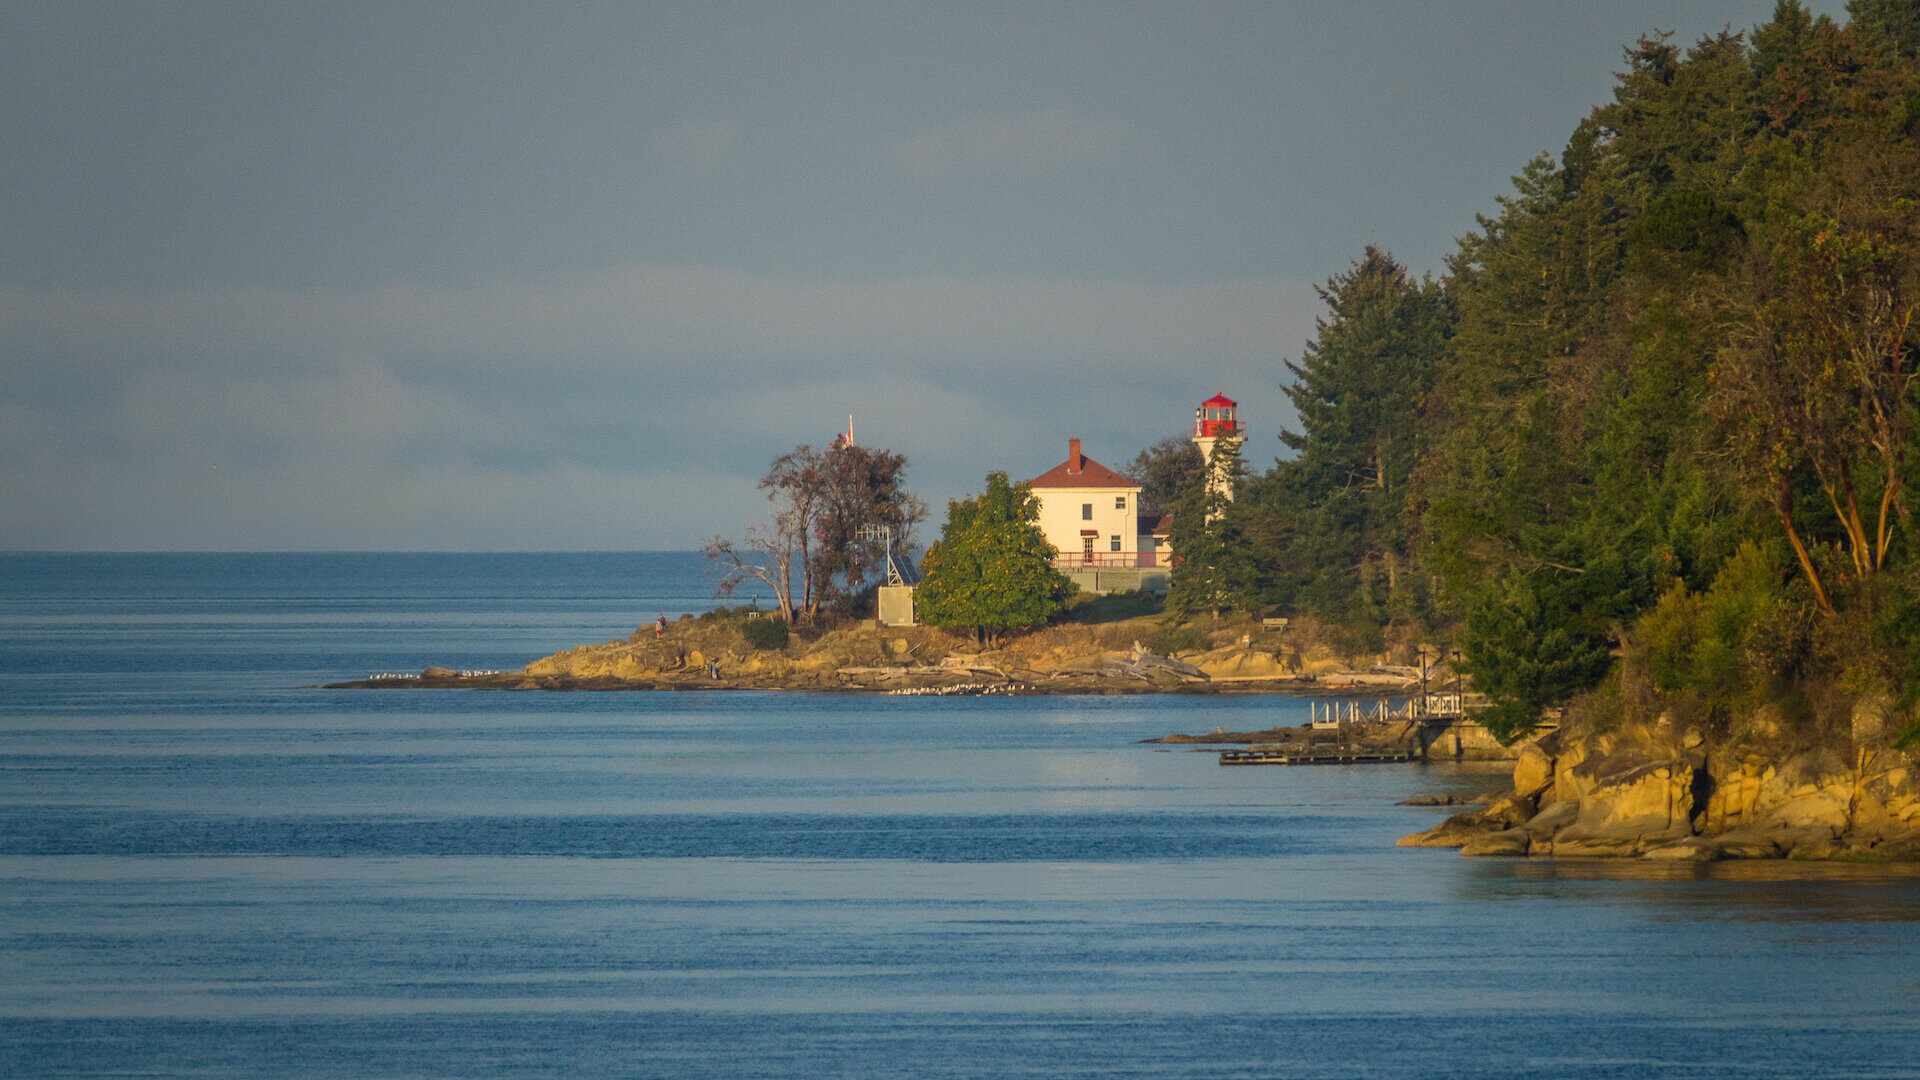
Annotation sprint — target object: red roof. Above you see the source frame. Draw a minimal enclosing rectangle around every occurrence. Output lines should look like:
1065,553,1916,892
1030,447,1139,490
1139,512,1173,535
1201,392,1236,408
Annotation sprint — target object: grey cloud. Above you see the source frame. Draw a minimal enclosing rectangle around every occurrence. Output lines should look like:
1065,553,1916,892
0,268,1319,549
0,267,1314,375
877,108,1130,183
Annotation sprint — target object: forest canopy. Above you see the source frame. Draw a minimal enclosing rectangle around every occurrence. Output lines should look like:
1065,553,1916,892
1190,0,1920,743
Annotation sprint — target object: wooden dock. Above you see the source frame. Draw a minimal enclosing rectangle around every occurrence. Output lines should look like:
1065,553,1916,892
1219,746,1418,766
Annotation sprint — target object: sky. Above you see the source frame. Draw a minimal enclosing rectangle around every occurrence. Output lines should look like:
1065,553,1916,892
0,0,1849,550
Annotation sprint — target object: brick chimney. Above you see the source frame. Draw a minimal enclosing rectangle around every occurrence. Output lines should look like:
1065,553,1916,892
1068,437,1082,474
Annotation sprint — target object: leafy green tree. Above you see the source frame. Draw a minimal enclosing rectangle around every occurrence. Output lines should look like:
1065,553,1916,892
1710,142,1920,614
1638,542,1799,724
915,472,1075,644
1167,436,1252,620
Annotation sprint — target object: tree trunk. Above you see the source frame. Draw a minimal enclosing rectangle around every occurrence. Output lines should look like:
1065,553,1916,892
1779,483,1836,616
1876,476,1897,569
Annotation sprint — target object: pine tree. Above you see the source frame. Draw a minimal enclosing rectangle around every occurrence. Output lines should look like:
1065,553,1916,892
1167,436,1251,620
1244,247,1450,643
1848,0,1920,59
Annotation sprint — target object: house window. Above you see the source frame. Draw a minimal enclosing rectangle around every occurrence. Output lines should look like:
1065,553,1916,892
1115,496,1126,509
1109,536,1121,552
1081,503,1092,520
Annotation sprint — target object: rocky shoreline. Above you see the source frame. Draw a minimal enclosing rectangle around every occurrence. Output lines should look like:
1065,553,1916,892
323,665,1411,695
1399,716,1920,862
319,608,1920,861
324,610,1430,696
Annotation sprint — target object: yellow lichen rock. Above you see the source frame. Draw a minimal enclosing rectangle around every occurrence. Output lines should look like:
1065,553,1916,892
1548,751,1697,857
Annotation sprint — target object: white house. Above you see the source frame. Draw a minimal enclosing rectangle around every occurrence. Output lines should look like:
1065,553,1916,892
1026,394,1239,590
1029,437,1165,570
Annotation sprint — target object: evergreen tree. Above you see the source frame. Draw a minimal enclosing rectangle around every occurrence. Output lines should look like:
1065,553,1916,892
915,472,1076,644
1126,436,1205,514
1242,247,1450,645
1848,0,1920,59
1167,436,1252,620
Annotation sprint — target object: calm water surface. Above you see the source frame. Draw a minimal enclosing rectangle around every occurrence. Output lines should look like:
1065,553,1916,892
3,553,1918,1077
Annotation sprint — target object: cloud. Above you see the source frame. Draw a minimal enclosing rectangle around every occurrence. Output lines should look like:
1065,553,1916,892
0,265,1308,376
0,444,745,551
0,266,1320,548
648,119,748,177
877,107,1128,183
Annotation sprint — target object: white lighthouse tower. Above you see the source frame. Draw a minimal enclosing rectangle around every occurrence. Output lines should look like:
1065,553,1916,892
1192,392,1241,502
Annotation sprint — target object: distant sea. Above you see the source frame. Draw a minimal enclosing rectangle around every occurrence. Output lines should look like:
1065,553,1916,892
3,552,1919,1078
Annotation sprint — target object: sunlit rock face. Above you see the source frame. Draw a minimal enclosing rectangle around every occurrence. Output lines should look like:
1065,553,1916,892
1401,716,1920,862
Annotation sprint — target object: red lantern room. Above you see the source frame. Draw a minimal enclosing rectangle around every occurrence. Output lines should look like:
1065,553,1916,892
1194,393,1238,438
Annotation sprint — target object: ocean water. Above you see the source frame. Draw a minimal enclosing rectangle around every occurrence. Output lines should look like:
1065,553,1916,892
2,553,1918,1078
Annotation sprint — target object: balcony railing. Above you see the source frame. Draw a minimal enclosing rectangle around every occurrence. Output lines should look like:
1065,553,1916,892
1053,552,1165,569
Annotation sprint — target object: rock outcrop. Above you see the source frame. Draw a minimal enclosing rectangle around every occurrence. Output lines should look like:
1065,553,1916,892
1400,720,1920,861
337,607,1433,697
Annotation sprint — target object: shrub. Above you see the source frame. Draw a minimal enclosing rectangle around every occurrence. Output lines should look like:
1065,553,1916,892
741,617,790,651
1144,625,1209,656
1637,542,1792,723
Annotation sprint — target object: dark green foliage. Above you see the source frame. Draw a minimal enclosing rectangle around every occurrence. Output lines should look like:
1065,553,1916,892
1391,6,1920,734
1067,589,1164,624
1126,437,1205,514
915,472,1076,644
1872,568,1920,715
1167,436,1254,619
1461,576,1614,742
741,617,790,651
1241,247,1449,641
1848,0,1920,58
1627,191,1745,273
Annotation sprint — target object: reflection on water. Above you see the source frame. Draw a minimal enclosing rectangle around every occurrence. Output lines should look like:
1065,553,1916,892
2,554,1919,1078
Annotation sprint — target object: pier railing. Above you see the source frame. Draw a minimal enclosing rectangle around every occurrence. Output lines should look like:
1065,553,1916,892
1308,694,1468,728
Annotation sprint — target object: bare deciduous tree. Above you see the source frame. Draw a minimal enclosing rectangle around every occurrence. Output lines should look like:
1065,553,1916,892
705,439,926,624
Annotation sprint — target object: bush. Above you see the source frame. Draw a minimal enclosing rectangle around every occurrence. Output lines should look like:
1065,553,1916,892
1637,542,1793,724
741,617,790,651
1144,625,1209,656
